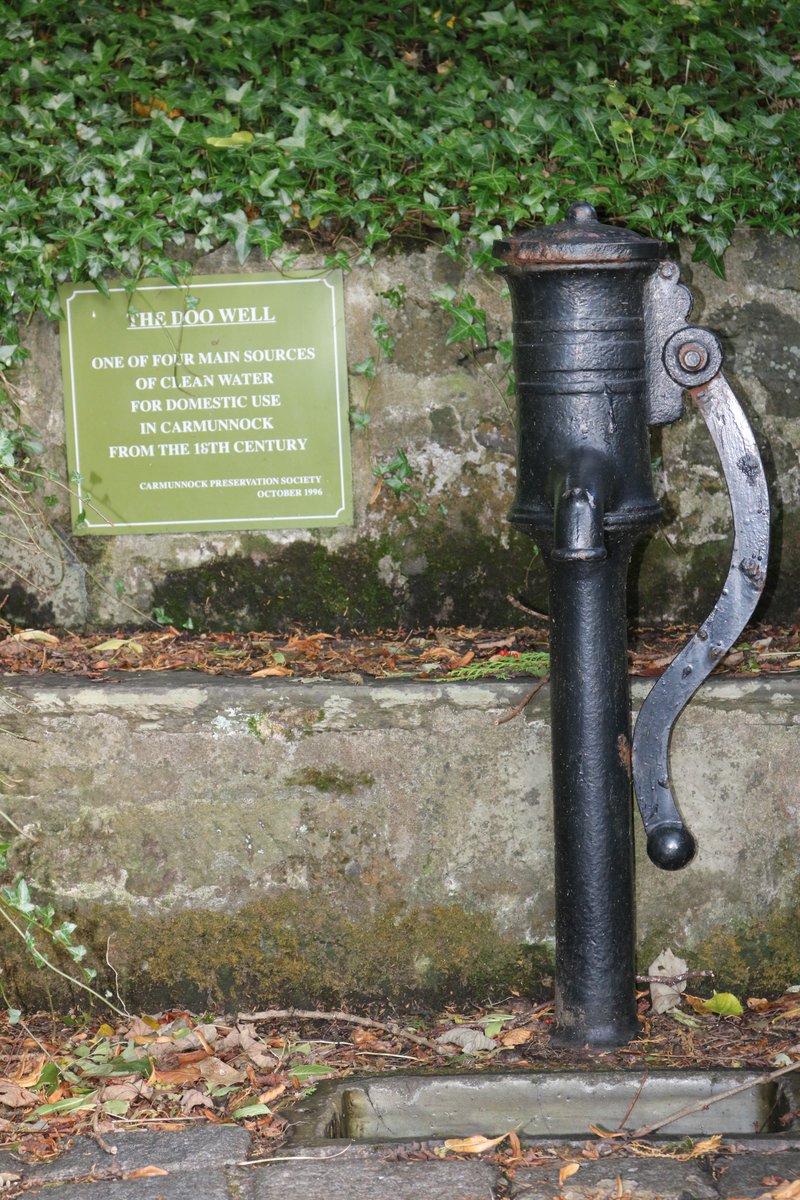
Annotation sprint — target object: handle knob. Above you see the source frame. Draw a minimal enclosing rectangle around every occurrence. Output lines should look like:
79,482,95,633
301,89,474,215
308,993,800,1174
646,823,697,871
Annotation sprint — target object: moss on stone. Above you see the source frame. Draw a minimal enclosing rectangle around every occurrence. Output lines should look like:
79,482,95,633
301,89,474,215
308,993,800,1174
148,521,541,633
246,706,325,742
637,879,800,998
1,895,554,1012
150,540,399,632
287,766,374,794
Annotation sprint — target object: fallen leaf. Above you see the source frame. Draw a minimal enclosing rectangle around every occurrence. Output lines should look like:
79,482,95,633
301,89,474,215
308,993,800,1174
499,1028,532,1047
258,1083,287,1105
559,1162,580,1185
154,1064,202,1086
648,948,688,1014
101,1080,154,1102
249,665,292,678
443,1132,510,1154
123,1017,158,1038
14,1055,46,1088
173,1049,211,1065
199,1057,247,1087
747,997,770,1011
436,1027,496,1053
92,638,143,654
125,1166,169,1179
0,1081,39,1107
368,477,383,506
671,1010,704,1028
0,1173,22,1189
180,1089,214,1115
237,1025,278,1069
773,1181,800,1200
11,629,59,644
702,992,743,1016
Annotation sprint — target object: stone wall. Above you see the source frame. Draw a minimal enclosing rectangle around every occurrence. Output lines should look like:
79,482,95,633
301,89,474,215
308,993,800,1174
1,675,797,1008
3,228,799,632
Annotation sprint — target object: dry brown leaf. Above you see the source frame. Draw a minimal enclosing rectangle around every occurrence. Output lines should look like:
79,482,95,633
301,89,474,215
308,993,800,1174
774,1181,800,1200
249,665,292,678
102,1080,155,1102
559,1162,581,1185
199,1057,247,1087
14,1055,46,1088
154,1064,202,1086
0,1081,39,1107
237,1025,278,1069
125,1166,170,1179
419,646,459,662
180,1089,214,1115
443,1132,510,1154
258,1083,286,1105
499,1027,532,1047
12,629,59,644
507,1130,522,1162
173,1049,211,1065
747,997,770,1011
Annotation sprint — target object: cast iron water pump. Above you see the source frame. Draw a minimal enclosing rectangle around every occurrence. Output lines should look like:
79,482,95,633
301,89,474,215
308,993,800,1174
495,203,769,1047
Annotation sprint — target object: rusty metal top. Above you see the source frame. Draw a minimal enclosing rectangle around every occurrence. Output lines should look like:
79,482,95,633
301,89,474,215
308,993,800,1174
495,201,668,268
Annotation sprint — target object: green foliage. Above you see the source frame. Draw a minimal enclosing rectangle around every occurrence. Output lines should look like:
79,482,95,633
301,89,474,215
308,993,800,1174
446,649,549,681
0,841,128,1017
0,0,796,372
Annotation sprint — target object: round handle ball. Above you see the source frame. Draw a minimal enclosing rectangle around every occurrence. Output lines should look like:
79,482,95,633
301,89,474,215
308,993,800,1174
647,825,696,871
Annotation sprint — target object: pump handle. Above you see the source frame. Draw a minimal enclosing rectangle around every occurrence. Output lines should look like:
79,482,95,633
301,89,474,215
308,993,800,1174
632,331,770,870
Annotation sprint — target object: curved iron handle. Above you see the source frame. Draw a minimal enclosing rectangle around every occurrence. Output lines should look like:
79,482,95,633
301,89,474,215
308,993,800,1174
632,358,770,871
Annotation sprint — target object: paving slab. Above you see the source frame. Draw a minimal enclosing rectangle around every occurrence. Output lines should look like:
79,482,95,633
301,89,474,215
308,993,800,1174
508,1159,718,1199
243,1158,500,1199
0,1127,250,1188
713,1151,800,1196
26,1169,239,1199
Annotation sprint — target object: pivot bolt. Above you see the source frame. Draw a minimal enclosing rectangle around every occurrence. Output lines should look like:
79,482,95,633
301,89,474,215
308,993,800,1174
678,342,708,372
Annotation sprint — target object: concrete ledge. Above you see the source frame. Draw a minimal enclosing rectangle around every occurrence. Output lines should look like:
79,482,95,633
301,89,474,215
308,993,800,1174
0,674,797,1006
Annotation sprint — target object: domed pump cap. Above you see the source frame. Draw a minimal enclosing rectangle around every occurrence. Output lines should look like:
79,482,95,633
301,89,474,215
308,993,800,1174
495,201,668,269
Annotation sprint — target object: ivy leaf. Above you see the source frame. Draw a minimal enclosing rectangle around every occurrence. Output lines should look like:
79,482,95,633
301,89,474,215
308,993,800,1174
205,131,254,148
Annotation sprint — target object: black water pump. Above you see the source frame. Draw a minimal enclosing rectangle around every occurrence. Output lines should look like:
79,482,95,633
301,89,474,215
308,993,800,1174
495,203,769,1047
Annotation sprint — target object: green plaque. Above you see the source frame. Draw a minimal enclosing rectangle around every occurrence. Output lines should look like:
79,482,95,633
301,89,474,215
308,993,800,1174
58,272,352,534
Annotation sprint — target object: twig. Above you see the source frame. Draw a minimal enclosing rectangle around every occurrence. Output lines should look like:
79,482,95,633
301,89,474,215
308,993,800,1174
15,1019,61,1070
495,676,549,725
241,1145,354,1166
105,935,130,1020
625,1058,800,1140
506,594,548,620
91,1101,119,1159
0,808,36,840
634,970,714,984
237,1008,456,1057
617,1069,648,1130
